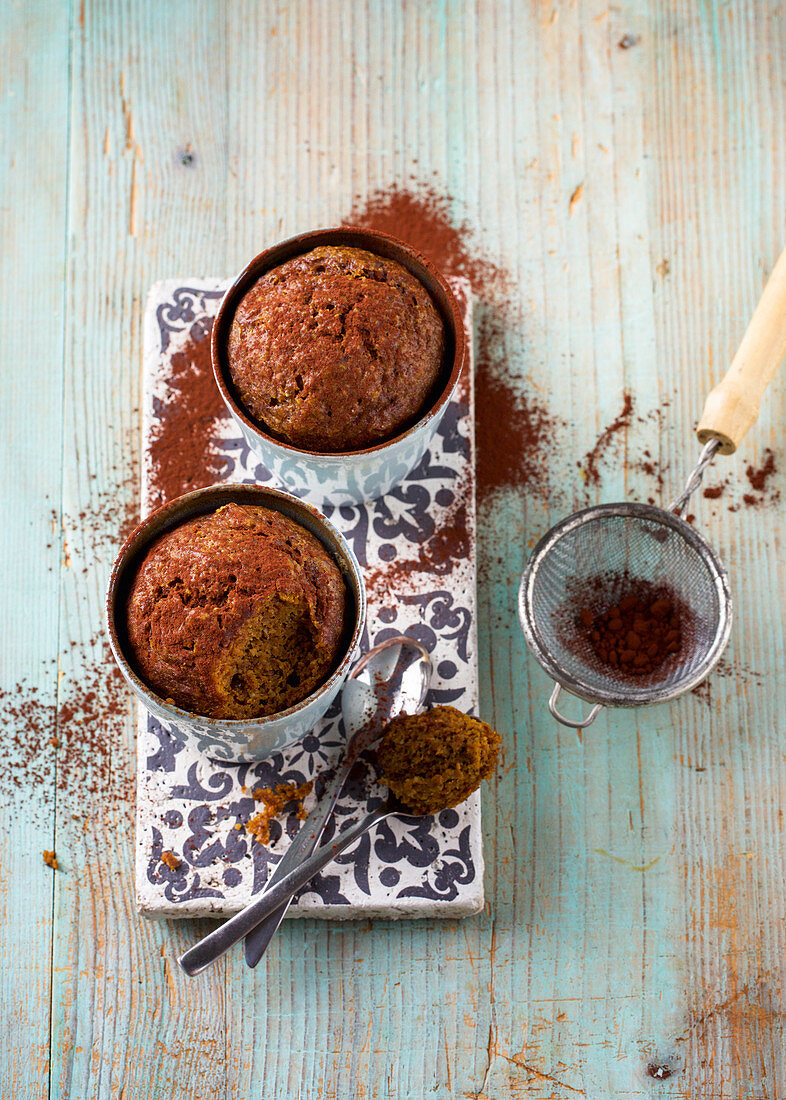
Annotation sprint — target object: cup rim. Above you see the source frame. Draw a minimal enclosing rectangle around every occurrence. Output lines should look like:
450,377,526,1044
211,226,467,458
106,483,367,729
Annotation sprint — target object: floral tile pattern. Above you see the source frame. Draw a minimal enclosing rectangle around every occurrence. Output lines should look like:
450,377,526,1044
136,277,482,919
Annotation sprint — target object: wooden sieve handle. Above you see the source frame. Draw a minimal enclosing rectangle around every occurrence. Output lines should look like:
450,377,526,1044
697,247,786,454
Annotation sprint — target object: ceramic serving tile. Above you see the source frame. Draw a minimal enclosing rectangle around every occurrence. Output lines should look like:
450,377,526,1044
136,276,481,919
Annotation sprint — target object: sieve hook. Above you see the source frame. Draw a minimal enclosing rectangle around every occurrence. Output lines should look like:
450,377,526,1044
548,683,603,729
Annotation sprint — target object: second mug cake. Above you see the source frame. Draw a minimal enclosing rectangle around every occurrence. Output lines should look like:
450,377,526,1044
227,244,446,453
212,228,467,505
125,502,347,720
107,484,366,762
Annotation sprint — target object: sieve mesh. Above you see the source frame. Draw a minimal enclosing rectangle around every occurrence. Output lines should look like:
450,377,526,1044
519,503,732,708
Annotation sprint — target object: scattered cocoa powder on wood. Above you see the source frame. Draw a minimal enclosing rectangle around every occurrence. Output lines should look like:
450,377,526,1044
344,184,508,297
474,313,562,500
0,633,134,806
743,448,779,506
746,448,777,493
638,450,665,493
582,392,635,486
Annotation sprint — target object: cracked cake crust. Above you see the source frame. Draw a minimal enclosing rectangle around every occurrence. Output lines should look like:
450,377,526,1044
226,245,445,452
124,503,347,719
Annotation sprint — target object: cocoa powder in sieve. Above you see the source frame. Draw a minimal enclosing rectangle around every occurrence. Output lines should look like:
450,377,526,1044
578,582,685,677
558,572,693,682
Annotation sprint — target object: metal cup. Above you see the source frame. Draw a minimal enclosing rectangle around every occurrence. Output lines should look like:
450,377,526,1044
106,484,367,762
211,227,467,506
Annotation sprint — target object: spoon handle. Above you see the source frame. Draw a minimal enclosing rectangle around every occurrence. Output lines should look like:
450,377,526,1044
242,753,359,968
178,806,389,976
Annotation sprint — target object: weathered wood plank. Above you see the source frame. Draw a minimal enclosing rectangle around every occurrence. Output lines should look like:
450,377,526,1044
48,3,230,1096
2,0,784,1096
640,2,786,1094
0,2,71,1095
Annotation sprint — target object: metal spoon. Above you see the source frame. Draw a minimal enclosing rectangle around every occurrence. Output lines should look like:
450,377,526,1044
179,790,419,976
178,635,431,977
241,634,430,967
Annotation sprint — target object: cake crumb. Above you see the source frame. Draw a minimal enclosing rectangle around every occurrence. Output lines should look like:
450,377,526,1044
378,705,501,815
43,850,59,870
245,781,314,845
160,850,181,871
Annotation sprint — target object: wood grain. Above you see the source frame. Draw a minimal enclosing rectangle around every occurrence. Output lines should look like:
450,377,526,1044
2,0,785,1096
0,3,70,1096
47,3,230,1097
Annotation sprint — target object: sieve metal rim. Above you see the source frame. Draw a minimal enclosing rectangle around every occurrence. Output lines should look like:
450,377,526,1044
518,501,733,709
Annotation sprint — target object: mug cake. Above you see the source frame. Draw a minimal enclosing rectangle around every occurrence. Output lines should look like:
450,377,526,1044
211,228,466,505
226,244,446,452
124,502,347,720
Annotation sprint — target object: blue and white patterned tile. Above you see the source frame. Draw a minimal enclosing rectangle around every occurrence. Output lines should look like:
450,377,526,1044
136,277,481,919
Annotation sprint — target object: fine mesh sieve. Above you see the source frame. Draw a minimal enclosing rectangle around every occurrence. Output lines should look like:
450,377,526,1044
519,245,786,728
519,494,732,727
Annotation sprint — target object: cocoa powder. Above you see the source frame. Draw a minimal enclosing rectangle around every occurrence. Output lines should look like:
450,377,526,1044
344,184,561,502
147,323,230,509
559,572,693,682
578,581,685,677
3,432,139,806
364,495,471,599
647,448,780,513
743,448,780,506
416,501,471,575
474,313,562,500
702,484,725,499
582,392,635,486
1,637,133,805
746,448,777,492
344,184,508,298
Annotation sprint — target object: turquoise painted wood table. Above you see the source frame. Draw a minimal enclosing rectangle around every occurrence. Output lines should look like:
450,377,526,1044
3,2,785,1097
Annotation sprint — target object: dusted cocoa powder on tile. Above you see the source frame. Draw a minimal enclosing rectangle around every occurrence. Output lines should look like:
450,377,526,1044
147,323,229,509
